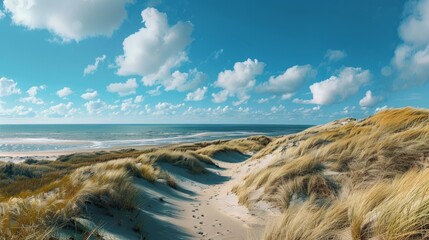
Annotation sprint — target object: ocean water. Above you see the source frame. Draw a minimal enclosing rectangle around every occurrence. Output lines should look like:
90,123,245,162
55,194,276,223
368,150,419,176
0,124,311,153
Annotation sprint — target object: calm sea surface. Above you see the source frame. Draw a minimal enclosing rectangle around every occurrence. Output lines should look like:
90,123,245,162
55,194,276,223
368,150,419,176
0,124,312,152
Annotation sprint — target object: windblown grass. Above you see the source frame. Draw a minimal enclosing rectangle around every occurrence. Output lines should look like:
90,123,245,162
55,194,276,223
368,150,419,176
233,107,429,239
266,169,429,240
138,149,217,173
0,143,223,239
0,156,169,239
0,164,137,239
195,136,271,157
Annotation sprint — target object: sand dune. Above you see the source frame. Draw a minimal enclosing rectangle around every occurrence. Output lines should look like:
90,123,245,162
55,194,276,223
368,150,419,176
2,108,429,239
59,151,275,239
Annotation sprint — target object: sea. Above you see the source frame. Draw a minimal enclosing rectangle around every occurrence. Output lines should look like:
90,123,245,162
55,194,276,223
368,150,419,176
0,124,312,153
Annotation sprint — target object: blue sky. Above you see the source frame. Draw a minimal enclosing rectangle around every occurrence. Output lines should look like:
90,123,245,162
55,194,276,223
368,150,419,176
0,0,428,124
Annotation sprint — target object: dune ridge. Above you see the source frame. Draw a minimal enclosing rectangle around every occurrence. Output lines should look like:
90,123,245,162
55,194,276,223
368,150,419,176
235,107,429,239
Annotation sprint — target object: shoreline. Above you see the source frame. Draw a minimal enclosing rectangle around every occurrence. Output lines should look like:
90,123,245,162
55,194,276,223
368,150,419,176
0,144,165,161
0,134,277,162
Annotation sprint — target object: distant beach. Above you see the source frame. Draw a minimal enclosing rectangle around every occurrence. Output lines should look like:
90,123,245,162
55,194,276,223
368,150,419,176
0,124,310,162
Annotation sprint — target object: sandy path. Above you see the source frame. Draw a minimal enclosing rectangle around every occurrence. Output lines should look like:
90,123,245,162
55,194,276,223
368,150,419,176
136,152,278,240
73,152,278,240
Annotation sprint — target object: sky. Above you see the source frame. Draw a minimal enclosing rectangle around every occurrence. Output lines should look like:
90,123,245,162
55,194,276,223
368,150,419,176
0,0,428,124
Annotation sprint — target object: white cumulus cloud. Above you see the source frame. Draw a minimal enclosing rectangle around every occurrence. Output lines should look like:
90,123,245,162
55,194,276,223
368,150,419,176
56,87,72,98
0,104,33,116
153,102,185,115
359,90,383,109
185,87,207,101
258,64,314,95
107,78,138,96
392,0,429,88
3,0,132,42
20,85,45,104
212,58,265,105
84,55,106,76
0,77,21,97
41,102,77,117
84,99,108,114
164,69,206,92
115,8,193,89
81,90,98,100
294,67,371,105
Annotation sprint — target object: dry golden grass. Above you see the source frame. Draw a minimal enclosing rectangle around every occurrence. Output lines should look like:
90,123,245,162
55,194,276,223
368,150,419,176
0,150,187,239
138,149,217,173
195,136,271,157
0,158,142,239
232,107,429,239
0,146,219,238
266,169,429,240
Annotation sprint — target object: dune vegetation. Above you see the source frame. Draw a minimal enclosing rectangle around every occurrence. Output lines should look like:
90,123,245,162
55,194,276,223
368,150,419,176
1,107,428,239
0,147,227,239
233,107,429,239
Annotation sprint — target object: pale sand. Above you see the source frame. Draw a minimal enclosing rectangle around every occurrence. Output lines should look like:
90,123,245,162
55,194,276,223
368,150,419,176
0,145,159,162
55,150,280,239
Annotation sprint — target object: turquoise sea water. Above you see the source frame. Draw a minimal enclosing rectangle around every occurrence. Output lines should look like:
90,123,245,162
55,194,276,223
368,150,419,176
0,124,311,152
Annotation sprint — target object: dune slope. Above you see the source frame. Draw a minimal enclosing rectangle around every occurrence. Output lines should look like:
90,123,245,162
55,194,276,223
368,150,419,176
235,107,429,239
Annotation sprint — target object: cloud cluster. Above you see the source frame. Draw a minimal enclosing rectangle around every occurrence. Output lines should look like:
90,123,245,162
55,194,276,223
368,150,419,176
153,102,185,115
84,55,106,76
359,90,383,109
164,69,205,92
392,0,429,88
3,0,131,42
0,77,21,97
20,85,45,104
81,90,98,100
107,78,138,96
121,96,143,112
295,67,371,105
0,104,33,116
84,99,110,114
41,102,77,117
258,64,314,96
185,87,207,101
116,8,193,89
56,87,72,98
212,59,265,105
